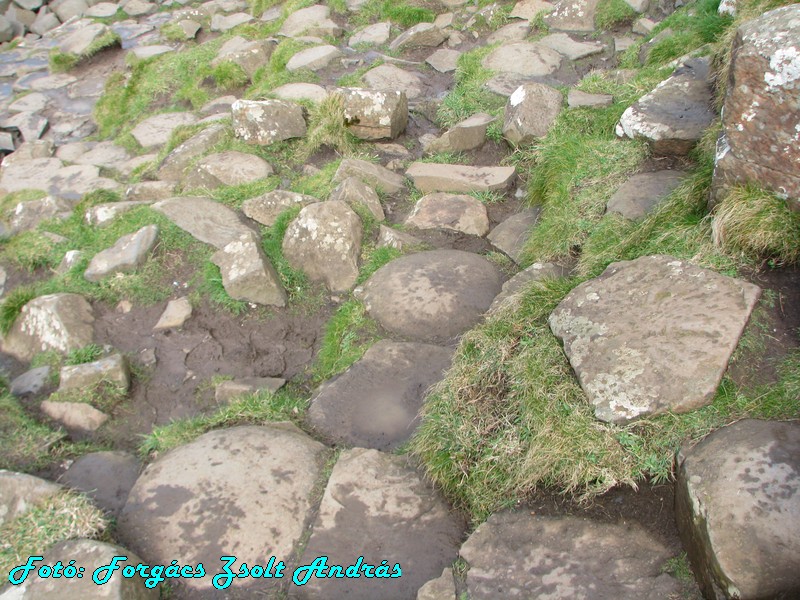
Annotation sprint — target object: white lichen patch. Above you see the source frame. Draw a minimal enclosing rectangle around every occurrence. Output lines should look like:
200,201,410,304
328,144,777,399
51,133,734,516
510,86,526,107
765,46,800,90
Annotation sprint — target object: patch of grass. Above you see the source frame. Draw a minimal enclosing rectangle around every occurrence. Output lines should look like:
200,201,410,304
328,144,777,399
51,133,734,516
357,245,401,285
246,38,318,98
351,0,435,28
302,93,360,159
290,159,341,198
64,344,104,366
211,61,250,90
644,0,732,66
313,299,379,382
260,207,316,304
0,392,64,472
210,177,281,210
661,552,694,582
47,381,128,414
161,22,194,42
594,0,637,31
420,151,467,165
200,261,249,315
0,287,37,336
470,190,507,204
336,60,384,88
49,31,120,73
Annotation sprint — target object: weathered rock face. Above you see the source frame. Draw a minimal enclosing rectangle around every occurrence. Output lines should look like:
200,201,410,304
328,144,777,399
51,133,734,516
40,400,109,433
339,88,408,141
460,512,681,598
84,225,158,282
307,340,453,450
119,425,326,596
231,99,307,145
153,197,252,249
406,162,516,194
544,0,601,32
286,44,342,71
2,293,94,361
503,83,563,144
282,200,362,292
130,112,197,150
157,123,227,181
675,419,800,600
242,190,318,227
406,192,489,236
548,255,761,423
0,471,61,527
487,207,541,263
211,231,287,307
329,176,385,220
294,448,465,600
59,353,130,391
607,170,687,220
211,36,275,79
712,4,800,211
481,41,562,77
182,150,273,190
61,451,141,517
389,22,446,52
424,112,494,153
334,158,406,195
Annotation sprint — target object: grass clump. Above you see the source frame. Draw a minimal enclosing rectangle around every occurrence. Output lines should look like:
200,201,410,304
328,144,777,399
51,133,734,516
0,392,64,472
0,287,37,336
313,299,379,382
246,39,317,98
302,93,360,158
47,381,128,414
211,61,250,91
49,31,120,73
199,261,249,315
64,343,104,366
351,0,435,28
594,0,637,31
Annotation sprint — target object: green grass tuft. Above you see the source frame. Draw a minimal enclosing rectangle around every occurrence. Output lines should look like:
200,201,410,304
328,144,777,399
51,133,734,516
594,0,637,31
302,93,360,159
313,299,379,382
351,0,435,28
0,287,36,336
64,344,104,366
211,61,250,90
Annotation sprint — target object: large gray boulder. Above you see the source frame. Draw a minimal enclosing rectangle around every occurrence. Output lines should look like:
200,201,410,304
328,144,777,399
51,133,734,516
340,88,408,141
152,197,252,249
406,163,516,194
231,99,307,145
211,231,287,307
60,451,141,517
84,225,158,282
548,255,761,423
502,83,563,144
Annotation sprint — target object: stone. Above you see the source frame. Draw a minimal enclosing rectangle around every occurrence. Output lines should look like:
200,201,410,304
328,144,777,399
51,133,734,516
214,377,285,403
1,293,94,361
675,419,800,600
8,195,75,234
503,83,563,144
0,471,61,527
130,112,197,150
334,158,405,195
718,0,736,16
632,16,657,35
286,44,342,71
176,19,202,39
487,207,541,263
540,32,604,60
53,0,88,22
406,162,516,194
122,0,156,16
482,42,562,77
544,0,601,32
295,448,464,599
59,353,129,392
460,512,681,598
377,224,421,251
489,261,568,312
130,45,174,60
271,82,328,103
85,2,118,17
85,201,152,228
242,190,317,227
426,48,461,73
182,150,273,190
363,64,425,100
615,36,636,52
84,225,159,283
1,111,47,142
349,21,391,47
279,5,341,38
607,170,686,220
60,451,140,517
210,11,252,31
712,4,800,211
10,366,51,397
406,192,489,236
417,569,456,600
157,123,227,182
567,88,613,107
199,96,237,116
283,200,362,292
624,0,648,12
25,73,78,92
616,58,714,155
212,36,275,79
211,231,287,306
119,425,326,596
59,22,113,56
231,98,307,145
8,92,47,113
548,255,761,423
425,112,495,153
153,196,253,249
153,297,192,330
40,400,109,433
307,340,453,450
329,176,384,220
487,22,531,45
70,142,131,170
389,22,446,52
357,250,503,344
339,88,408,141
48,165,121,202
0,15,12,42
510,0,555,21
56,250,84,275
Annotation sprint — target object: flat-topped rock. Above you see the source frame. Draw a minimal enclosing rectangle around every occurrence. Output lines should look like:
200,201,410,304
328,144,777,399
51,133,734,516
153,196,252,249
607,170,687,220
503,83,563,144
242,189,318,227
487,21,531,44
272,82,328,103
232,98,307,145
539,32,604,60
182,150,273,190
510,0,555,20
210,11,253,31
329,176,385,220
58,22,116,57
130,45,174,61
0,471,61,527
389,22,446,51
482,42,562,77
568,88,613,107
40,400,109,433
424,112,495,153
59,353,129,391
307,340,453,450
363,64,424,100
212,36,275,79
130,112,197,150
157,123,227,181
60,451,140,517
487,207,541,263
544,0,601,32
406,162,516,194
211,231,287,306
406,192,489,236
340,88,408,141
357,250,504,344
334,158,406,195
286,44,342,71
349,21,391,46
548,255,761,423
84,225,158,282
280,4,341,38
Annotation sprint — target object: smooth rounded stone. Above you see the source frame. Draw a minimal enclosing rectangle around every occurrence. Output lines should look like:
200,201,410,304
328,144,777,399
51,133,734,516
71,141,131,169
425,48,461,73
357,250,504,343
616,58,714,156
425,112,495,153
119,424,326,596
10,366,52,397
377,224,421,251
182,150,273,190
503,83,563,144
8,195,75,234
270,83,325,105
53,0,88,22
329,176,384,220
60,451,140,517
0,15,13,43
1,111,47,142
544,0,601,32
487,207,541,263
210,11,252,31
130,112,197,150
406,162,516,194
295,448,465,600
199,94,236,115
539,32,604,60
607,170,686,220
59,353,129,392
214,376,285,403
548,255,761,423
129,45,174,60
481,42,562,77
279,5,341,38
211,231,287,306
339,88,408,141
283,200,362,292
242,189,317,227
40,400,109,433
567,88,613,107
460,512,681,598
307,340,453,450
510,0,555,20
84,225,158,283
153,196,252,249
489,261,568,312
8,91,48,113
486,21,530,45
231,98,307,145
1,293,94,361
676,419,800,599
0,471,61,527
334,157,405,195
363,64,424,100
349,21,390,47
156,123,227,181
212,36,275,79
286,44,342,71
85,201,152,228
122,0,155,16
406,192,489,236
389,22,446,52
86,1,118,17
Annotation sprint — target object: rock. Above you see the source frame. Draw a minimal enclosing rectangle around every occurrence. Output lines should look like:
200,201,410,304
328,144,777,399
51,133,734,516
357,250,503,344
122,0,156,16
426,48,461,73
482,42,562,77
85,201,152,228
624,0,648,12
212,36,275,79
214,377,285,403
8,195,75,234
231,99,307,145
460,512,681,598
487,207,541,263
425,112,495,153
211,231,287,306
548,255,761,423
119,425,326,596
0,471,61,527
84,225,159,282
406,162,516,194
503,83,563,144
279,5,341,38
632,16,657,35
60,451,140,517
271,82,328,103
616,58,714,155
363,64,425,100
69,141,131,170
295,448,464,599
675,419,800,600
210,11,252,31
489,261,568,312
1,111,47,142
176,19,202,39
307,340,453,450
286,44,342,71
417,569,456,600
329,176,384,220
153,297,192,330
10,366,51,397
157,123,227,182
153,196,253,248
130,45,174,61
544,0,601,32
510,0,555,21
9,92,47,113
85,2,118,17
242,190,317,227
406,192,489,236
1,293,94,361
40,400,109,433
182,150,273,190
130,112,197,150
59,353,129,392
283,200,362,292
614,36,635,52
59,22,113,56
56,250,84,275
568,88,613,107
0,15,13,42
339,88,408,141
487,21,531,45
718,0,736,16
52,0,88,22
334,158,406,195
607,170,686,220
389,22,446,51
712,4,800,211
349,21,391,47
377,224,421,251
540,32,604,60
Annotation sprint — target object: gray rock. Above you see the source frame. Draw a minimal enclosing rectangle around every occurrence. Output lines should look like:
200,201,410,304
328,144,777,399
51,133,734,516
40,400,109,433
614,36,636,53
406,162,516,194
295,448,465,600
182,150,273,190
231,98,307,145
349,21,391,47
624,0,648,12
56,250,84,275
122,0,156,16
176,18,202,39
1,110,48,142
200,95,237,115
84,225,158,282
58,22,113,56
85,201,152,228
157,123,227,182
548,255,761,423
607,170,686,220
242,189,317,227
487,207,541,263
425,112,494,153
340,88,408,141
632,17,657,35
130,112,197,150
279,5,341,38
0,15,13,42
329,176,384,220
406,192,489,236
8,195,75,234
417,569,456,600
675,419,800,600
510,0,555,20
129,45,174,60
60,451,140,517
283,200,362,292
210,11,252,31
489,261,568,313
85,2,118,17
59,353,129,392
69,141,131,170
8,93,47,114
153,196,253,248
10,366,52,397
214,376,285,403
567,88,613,107
503,83,563,144
482,42,562,77
271,82,328,103
0,471,61,527
389,22,446,51
212,36,275,79
119,425,326,596
357,250,504,344
363,64,424,100
377,224,421,251
334,158,406,195
53,0,88,22
540,32,604,60
286,44,342,71
544,0,601,32
425,48,461,73
153,297,192,330
487,21,531,45
211,231,287,306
